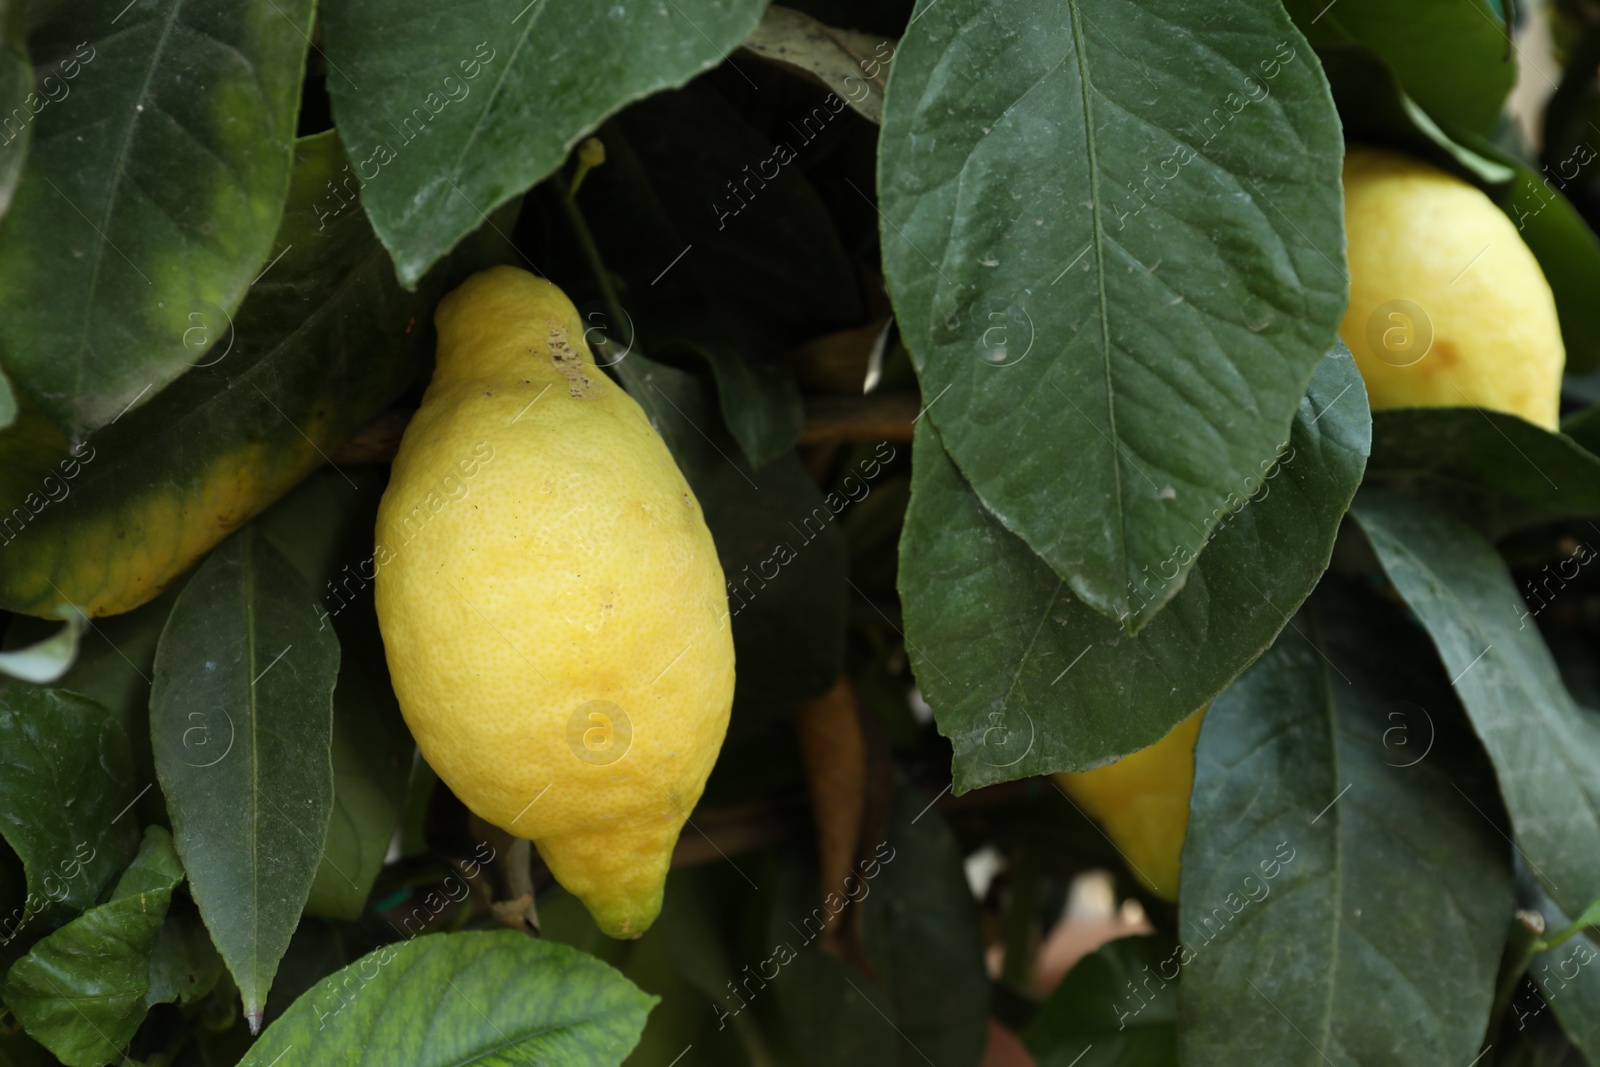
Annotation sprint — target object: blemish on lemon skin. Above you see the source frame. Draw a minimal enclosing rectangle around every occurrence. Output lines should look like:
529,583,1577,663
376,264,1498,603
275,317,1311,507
548,322,596,399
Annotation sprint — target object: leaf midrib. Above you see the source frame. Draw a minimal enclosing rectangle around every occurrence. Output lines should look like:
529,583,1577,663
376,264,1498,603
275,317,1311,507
1065,0,1128,610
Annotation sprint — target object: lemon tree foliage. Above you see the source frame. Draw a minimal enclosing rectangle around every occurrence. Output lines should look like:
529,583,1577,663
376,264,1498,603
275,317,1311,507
3,828,183,1067
150,527,340,1026
879,0,1346,627
1179,584,1512,1066
901,350,1368,789
0,688,140,949
4,0,1600,1064
1353,489,1600,920
238,933,655,1066
320,0,770,287
0,0,314,438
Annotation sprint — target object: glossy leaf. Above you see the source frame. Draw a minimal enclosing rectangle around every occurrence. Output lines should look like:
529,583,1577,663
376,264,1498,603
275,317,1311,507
0,686,139,947
1365,407,1600,537
879,0,1346,625
1284,0,1514,135
0,0,29,221
256,469,410,920
149,526,340,1025
321,0,768,287
1179,584,1512,1065
0,131,461,620
1353,488,1600,918
901,349,1368,790
769,790,989,1067
616,352,848,725
1022,935,1178,1066
238,931,656,1066
2,827,183,1067
0,0,313,436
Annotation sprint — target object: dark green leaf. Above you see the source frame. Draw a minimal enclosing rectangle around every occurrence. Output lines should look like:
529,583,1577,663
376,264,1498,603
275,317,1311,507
769,790,989,1067
145,898,224,1008
321,0,768,287
902,348,1368,789
566,82,864,363
0,131,447,620
256,470,412,921
879,0,1345,625
1353,488,1600,918
0,0,313,436
238,931,656,1066
0,686,139,950
1365,407,1600,536
1283,0,1513,135
616,353,848,724
1021,935,1177,1066
0,0,29,222
2,826,182,1067
1178,584,1512,1065
150,526,339,1025
698,343,805,469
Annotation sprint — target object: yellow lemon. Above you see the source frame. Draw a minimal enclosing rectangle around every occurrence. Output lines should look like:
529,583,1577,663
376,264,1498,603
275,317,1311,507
1340,145,1564,430
1055,708,1204,901
374,267,734,938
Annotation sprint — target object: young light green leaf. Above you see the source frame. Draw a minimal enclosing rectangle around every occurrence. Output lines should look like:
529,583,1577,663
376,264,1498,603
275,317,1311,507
1179,585,1512,1065
1353,488,1600,918
1366,408,1600,537
150,526,340,1028
901,348,1367,789
1021,935,1178,1066
0,686,139,946
0,610,85,684
879,0,1346,627
2,826,183,1067
320,0,768,287
1283,0,1514,136
238,931,656,1066
0,0,314,437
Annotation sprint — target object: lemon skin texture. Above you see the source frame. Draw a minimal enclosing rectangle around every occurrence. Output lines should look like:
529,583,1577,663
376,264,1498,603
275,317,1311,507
1055,707,1204,901
374,266,735,938
1339,145,1564,431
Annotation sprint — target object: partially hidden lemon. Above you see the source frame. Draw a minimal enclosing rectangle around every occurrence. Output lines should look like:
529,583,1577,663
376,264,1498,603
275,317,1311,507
1340,145,1564,430
374,266,735,938
1055,707,1204,902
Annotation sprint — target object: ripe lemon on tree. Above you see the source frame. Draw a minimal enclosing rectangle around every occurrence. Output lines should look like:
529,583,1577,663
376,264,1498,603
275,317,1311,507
1055,708,1204,902
1340,144,1564,430
374,266,735,938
